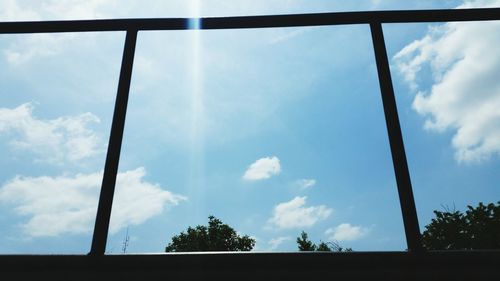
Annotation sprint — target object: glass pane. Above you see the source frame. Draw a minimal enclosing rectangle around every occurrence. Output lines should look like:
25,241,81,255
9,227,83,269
109,25,406,254
386,20,500,250
0,32,123,253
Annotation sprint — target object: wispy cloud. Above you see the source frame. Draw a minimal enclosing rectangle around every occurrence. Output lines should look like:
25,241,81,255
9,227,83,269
393,0,500,163
268,27,314,45
0,167,186,237
325,223,369,242
0,103,103,165
0,0,40,21
267,236,291,251
1,1,122,65
3,33,79,65
0,0,119,22
268,196,332,229
295,179,316,189
243,156,281,181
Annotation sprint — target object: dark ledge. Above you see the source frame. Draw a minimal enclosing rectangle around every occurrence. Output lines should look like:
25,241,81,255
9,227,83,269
1,251,499,280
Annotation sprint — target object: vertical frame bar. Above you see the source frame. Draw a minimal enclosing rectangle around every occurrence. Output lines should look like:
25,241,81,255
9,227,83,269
90,29,138,256
369,22,423,252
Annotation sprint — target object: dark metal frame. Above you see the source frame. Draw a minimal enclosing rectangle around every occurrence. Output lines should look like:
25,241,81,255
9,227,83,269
1,7,499,280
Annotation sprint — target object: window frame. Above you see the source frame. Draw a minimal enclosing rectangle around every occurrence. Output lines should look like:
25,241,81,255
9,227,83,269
0,7,499,259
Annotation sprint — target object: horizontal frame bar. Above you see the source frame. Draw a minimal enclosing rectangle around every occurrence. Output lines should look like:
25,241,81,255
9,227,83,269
0,8,499,34
1,251,500,280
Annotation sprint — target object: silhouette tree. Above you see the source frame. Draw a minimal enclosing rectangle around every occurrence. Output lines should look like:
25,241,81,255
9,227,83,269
165,216,255,252
296,231,352,252
296,231,317,251
422,201,500,250
316,241,333,252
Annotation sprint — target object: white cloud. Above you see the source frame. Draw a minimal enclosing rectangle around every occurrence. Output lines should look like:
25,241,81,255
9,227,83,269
41,0,119,20
1,1,122,65
0,0,41,21
393,0,500,163
0,0,113,22
0,103,103,165
3,33,79,65
243,156,281,181
0,167,186,237
325,223,369,242
268,196,332,229
295,179,316,189
458,0,500,9
267,236,291,251
109,168,187,233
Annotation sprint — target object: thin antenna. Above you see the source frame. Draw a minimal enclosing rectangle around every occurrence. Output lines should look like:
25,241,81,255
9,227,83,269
122,227,130,254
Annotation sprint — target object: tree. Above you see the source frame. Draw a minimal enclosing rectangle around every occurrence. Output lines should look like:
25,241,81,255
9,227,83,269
422,201,500,250
316,242,332,252
296,231,317,251
165,216,255,252
296,231,352,252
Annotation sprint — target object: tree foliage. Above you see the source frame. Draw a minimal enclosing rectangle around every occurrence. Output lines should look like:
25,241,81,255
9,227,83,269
422,202,500,250
297,231,317,251
296,231,352,252
165,216,255,252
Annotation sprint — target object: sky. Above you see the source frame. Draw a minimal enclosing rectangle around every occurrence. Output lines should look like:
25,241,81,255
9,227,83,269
0,0,499,254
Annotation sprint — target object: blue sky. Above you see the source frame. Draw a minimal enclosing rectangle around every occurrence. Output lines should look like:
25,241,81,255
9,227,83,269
0,0,499,254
